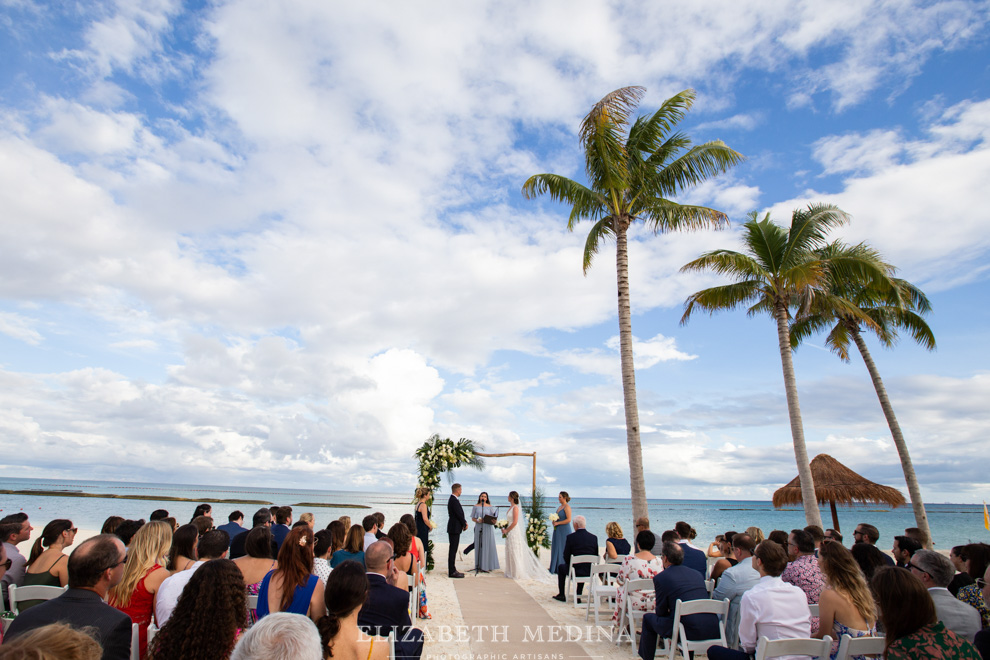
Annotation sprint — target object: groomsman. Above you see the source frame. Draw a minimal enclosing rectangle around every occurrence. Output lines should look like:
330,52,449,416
447,484,468,578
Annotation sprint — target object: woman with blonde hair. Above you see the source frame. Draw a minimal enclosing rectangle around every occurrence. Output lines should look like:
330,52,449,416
109,520,173,658
257,526,325,623
813,541,876,659
299,512,315,529
604,522,631,560
745,526,765,543
0,622,101,660
20,520,76,610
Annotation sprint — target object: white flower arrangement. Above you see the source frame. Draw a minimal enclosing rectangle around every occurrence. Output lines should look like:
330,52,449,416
549,513,559,522
495,519,508,529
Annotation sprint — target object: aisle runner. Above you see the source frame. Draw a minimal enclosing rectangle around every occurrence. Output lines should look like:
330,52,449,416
452,577,601,659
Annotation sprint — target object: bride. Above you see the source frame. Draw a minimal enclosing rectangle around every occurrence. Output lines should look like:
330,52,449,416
501,491,554,583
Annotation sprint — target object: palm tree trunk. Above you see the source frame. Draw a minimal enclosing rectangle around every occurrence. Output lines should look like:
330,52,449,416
615,223,648,530
851,327,933,548
775,303,823,528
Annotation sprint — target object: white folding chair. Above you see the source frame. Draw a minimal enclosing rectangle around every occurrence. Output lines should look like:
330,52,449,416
130,623,140,660
658,597,729,660
704,578,715,596
754,635,832,660
835,634,884,660
567,554,598,607
7,584,67,615
620,578,655,648
387,631,396,659
406,573,417,615
246,594,259,611
706,556,720,579
808,603,820,617
585,563,621,625
147,623,159,647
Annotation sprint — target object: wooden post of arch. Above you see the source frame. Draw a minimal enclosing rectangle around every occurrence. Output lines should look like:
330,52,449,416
475,451,537,495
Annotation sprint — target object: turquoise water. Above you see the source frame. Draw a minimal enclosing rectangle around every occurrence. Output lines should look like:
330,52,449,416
1,477,987,549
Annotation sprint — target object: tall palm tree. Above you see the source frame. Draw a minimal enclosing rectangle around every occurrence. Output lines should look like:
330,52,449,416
792,241,936,547
680,206,893,527
522,87,744,525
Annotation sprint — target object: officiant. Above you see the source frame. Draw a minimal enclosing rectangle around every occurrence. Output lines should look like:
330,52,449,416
471,492,500,572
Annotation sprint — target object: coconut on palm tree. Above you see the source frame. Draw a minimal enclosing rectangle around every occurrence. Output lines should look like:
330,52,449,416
680,206,894,527
792,240,936,547
522,87,744,526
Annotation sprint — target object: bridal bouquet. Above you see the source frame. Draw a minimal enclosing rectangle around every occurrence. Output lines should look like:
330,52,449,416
495,519,508,529
549,513,559,523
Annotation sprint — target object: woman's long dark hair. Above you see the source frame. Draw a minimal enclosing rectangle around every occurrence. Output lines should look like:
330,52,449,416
476,492,489,505
318,560,369,658
343,524,364,553
326,520,346,554
244,526,275,559
27,519,73,566
273,526,315,613
100,516,124,535
168,524,199,569
870,566,936,655
147,559,246,660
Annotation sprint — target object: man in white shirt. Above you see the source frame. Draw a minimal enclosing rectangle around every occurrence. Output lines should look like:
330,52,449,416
362,515,379,551
0,514,33,607
712,534,760,649
155,530,229,625
910,549,981,642
708,540,811,660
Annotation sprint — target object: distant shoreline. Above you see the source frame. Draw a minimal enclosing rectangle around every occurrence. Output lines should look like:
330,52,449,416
0,489,369,509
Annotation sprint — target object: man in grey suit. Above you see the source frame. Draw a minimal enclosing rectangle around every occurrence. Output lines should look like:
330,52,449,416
712,533,760,649
910,549,981,642
5,534,132,660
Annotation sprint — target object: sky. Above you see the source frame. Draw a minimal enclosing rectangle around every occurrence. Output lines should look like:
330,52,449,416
1,0,989,505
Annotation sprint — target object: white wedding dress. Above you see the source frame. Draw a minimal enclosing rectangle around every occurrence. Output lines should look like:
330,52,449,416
503,504,554,583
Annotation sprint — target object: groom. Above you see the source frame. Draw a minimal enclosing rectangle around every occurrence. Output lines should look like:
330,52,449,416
447,483,468,578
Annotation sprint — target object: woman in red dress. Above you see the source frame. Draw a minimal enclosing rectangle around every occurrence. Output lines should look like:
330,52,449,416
109,521,173,658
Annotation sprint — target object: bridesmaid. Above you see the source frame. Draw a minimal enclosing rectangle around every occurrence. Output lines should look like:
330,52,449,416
414,488,434,568
549,491,573,574
470,492,500,572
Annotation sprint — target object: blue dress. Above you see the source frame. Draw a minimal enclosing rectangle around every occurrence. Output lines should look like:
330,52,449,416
607,537,631,556
549,505,572,573
471,504,500,572
330,550,365,568
255,571,319,619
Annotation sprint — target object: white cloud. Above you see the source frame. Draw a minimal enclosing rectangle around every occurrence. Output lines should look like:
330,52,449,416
552,333,696,377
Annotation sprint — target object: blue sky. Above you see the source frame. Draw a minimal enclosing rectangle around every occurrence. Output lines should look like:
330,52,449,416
1,0,989,504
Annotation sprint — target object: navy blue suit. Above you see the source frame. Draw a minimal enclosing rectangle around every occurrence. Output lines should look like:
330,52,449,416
357,572,423,660
217,521,247,545
680,542,708,577
638,564,720,660
271,523,290,550
5,588,131,660
447,494,467,574
555,528,598,596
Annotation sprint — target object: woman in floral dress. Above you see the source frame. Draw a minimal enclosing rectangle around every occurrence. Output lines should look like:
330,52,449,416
612,530,662,628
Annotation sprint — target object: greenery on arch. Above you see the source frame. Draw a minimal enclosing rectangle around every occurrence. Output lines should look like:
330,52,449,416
414,434,485,495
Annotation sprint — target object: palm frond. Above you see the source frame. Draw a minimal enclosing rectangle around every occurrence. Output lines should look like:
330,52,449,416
681,280,764,324
744,213,787,274
653,140,746,197
681,249,766,280
627,89,695,157
582,217,615,273
824,322,854,361
782,204,850,267
581,87,643,193
637,198,729,234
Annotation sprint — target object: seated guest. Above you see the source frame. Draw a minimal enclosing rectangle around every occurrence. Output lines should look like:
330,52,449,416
218,511,248,541
974,564,989,658
782,528,826,608
633,517,650,551
709,531,738,582
745,526,764,544
0,622,102,660
804,525,825,553
155,529,229,625
161,517,178,533
388,523,418,591
190,515,214,536
604,522,631,560
893,534,922,568
230,612,322,660
611,530,662,628
313,530,334,585
109,521,172,658
673,522,707,576
230,508,276,560
910,549,981,642
191,504,212,521
870,566,980,659
272,507,293,550
317,560,389,660
638,541,718,660
167,524,199,571
100,516,125,535
552,516,598,602
851,542,888,582
1,513,33,601
905,526,931,549
824,528,843,545
148,559,246,660
19,519,75,610
358,543,424,660
233,526,278,624
299,512,316,529
326,521,346,557
5,534,132,660
362,515,380,550
767,529,788,548
113,519,145,548
374,512,387,540
149,509,169,522
257,526,325,623
957,543,990,628
813,541,877,657
707,534,726,558
331,525,366,569
852,523,894,565
708,540,812,660
949,545,975,597
712,533,760,649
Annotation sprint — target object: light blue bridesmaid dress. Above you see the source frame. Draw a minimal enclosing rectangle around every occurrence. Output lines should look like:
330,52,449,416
549,504,572,573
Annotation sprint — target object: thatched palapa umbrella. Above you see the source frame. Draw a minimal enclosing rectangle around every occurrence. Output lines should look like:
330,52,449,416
772,454,906,531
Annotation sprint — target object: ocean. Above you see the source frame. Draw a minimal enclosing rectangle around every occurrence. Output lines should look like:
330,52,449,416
2,477,987,549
